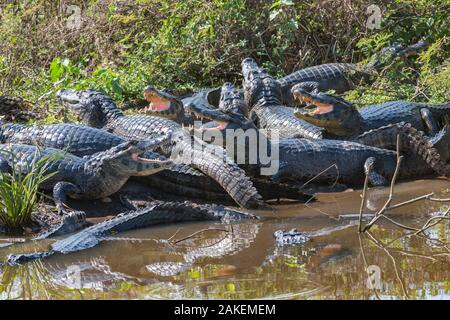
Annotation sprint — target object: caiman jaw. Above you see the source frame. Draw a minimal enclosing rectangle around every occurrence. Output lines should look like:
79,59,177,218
294,91,335,117
188,110,230,131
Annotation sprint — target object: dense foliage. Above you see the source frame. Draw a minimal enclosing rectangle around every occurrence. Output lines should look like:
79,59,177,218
0,0,448,117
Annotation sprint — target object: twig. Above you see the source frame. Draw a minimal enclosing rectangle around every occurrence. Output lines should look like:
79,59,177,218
387,192,434,210
428,197,450,202
375,215,419,232
300,163,339,189
358,234,381,300
368,231,441,262
166,228,181,242
363,135,403,231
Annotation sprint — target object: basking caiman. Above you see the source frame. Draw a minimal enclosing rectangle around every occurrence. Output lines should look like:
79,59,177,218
242,57,323,139
278,40,428,106
184,82,256,133
292,87,450,136
57,89,264,208
0,139,173,213
141,86,312,201
0,122,310,203
5,200,258,265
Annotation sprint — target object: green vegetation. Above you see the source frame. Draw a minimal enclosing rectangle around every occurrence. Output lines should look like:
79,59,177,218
0,151,59,231
0,0,448,118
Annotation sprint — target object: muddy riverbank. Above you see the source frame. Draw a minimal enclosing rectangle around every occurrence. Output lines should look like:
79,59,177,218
0,179,449,299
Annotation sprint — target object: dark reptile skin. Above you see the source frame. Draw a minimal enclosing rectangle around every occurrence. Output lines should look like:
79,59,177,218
0,96,39,122
219,82,248,115
100,106,264,209
352,122,447,176
272,138,435,186
278,41,429,106
359,101,450,132
0,123,287,203
250,104,323,139
0,123,125,157
52,201,256,253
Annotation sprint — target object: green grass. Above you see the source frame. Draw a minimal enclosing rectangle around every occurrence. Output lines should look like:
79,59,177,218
0,150,60,231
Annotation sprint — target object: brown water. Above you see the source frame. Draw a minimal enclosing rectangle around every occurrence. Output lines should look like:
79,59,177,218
0,179,449,300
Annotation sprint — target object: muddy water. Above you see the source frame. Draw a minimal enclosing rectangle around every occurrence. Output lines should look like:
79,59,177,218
0,179,449,300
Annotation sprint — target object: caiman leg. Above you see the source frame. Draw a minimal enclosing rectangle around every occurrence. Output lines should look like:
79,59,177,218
364,157,389,187
420,108,439,135
52,181,83,214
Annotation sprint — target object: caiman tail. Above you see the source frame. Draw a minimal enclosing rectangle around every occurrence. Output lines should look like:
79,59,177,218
354,122,449,176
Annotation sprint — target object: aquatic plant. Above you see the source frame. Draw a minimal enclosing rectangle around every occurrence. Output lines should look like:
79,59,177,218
0,150,60,231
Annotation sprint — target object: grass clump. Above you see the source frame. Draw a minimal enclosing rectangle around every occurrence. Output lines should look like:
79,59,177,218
0,150,60,231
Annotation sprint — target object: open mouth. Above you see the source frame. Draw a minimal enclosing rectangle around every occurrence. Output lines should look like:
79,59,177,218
144,91,171,112
304,102,335,115
131,153,166,163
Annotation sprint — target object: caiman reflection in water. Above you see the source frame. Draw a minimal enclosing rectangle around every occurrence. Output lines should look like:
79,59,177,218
0,180,449,299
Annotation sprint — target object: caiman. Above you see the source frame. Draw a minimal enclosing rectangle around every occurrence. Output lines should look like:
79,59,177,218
278,40,428,106
0,139,173,214
138,85,315,200
5,200,258,265
292,87,450,136
57,89,264,209
242,57,323,139
0,122,310,203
